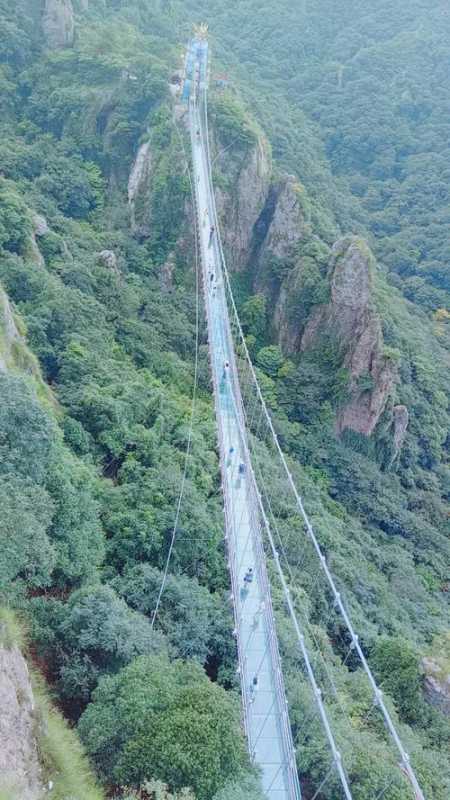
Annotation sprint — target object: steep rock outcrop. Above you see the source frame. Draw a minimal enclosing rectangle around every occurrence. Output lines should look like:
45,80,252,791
213,118,404,442
422,657,450,717
98,249,118,273
27,212,49,268
161,252,175,293
42,0,75,49
128,141,152,238
0,287,24,373
254,176,311,350
301,237,398,436
213,132,271,271
257,175,307,264
0,643,43,799
392,404,409,460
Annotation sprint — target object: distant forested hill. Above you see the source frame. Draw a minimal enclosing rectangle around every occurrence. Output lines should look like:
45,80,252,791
183,0,450,312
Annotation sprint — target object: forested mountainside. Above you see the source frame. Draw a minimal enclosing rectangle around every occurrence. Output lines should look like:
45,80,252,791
0,2,448,800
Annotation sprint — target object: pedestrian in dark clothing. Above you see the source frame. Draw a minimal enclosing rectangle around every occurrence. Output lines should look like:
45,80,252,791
243,567,253,587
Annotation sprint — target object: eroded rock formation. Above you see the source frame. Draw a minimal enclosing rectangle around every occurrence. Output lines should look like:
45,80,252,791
42,0,75,49
213,131,272,271
258,175,307,264
128,141,153,238
422,656,450,717
0,643,43,799
98,249,119,272
211,115,405,444
301,237,398,436
0,288,24,373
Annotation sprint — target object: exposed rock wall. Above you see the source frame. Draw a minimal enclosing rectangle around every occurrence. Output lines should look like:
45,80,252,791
392,404,409,461
213,132,271,271
257,175,307,264
0,287,24,373
128,141,153,238
42,0,75,49
422,656,450,716
254,176,310,350
301,237,398,436
0,644,43,799
212,113,405,444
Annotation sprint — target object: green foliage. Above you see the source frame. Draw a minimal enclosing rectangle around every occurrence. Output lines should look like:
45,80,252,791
30,586,166,714
212,771,265,800
0,367,103,598
370,637,424,724
0,475,55,591
256,345,284,377
240,294,266,340
32,672,105,800
209,91,258,150
0,607,26,651
78,656,250,799
117,782,195,800
0,179,32,252
112,564,234,676
36,156,104,218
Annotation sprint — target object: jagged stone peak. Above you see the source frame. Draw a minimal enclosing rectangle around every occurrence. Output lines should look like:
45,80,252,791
329,235,374,311
300,237,400,438
260,175,308,262
42,0,75,50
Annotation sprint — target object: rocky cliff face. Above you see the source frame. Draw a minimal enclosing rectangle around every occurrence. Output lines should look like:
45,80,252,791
301,237,398,436
257,175,307,265
128,141,153,238
423,658,450,716
254,176,311,350
213,131,272,271
42,0,75,49
0,287,24,373
0,643,43,799
212,109,406,444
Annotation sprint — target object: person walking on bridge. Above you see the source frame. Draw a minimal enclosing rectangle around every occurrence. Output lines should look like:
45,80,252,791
252,600,266,630
249,675,259,704
243,567,253,589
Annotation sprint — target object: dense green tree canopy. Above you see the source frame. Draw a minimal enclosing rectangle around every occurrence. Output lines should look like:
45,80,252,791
78,656,249,799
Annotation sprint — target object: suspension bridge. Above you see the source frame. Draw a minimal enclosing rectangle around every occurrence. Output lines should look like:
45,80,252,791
177,32,426,800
